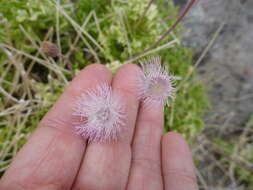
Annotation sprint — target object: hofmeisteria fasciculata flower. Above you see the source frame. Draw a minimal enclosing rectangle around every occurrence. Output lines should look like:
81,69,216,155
73,84,125,142
139,56,176,106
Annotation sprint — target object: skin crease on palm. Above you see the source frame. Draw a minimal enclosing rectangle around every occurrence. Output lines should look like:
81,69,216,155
0,64,198,190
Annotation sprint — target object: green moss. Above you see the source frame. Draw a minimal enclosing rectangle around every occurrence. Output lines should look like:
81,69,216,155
159,47,208,140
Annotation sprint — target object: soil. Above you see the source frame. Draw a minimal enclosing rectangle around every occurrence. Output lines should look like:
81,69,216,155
173,0,253,188
174,0,253,134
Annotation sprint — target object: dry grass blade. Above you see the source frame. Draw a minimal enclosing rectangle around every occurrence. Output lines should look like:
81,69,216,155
178,22,225,89
124,39,177,64
52,0,104,54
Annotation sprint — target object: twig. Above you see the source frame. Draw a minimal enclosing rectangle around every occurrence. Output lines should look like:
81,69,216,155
151,0,196,48
0,86,19,103
204,136,253,174
56,5,101,63
0,44,69,74
128,0,197,62
124,39,177,64
178,22,225,89
55,2,104,53
63,11,94,66
56,0,62,64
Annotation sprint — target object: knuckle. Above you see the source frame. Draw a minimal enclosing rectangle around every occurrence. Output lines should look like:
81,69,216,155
132,156,162,176
85,63,109,73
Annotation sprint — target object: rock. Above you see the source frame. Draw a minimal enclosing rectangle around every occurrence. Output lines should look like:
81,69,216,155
174,0,253,130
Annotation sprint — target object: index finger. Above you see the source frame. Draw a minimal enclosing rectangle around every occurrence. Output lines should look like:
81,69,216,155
0,64,112,190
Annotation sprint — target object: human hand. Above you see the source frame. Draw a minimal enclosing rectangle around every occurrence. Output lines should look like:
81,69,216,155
0,64,198,190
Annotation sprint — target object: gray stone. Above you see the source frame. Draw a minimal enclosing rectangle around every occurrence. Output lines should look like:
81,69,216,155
175,0,253,130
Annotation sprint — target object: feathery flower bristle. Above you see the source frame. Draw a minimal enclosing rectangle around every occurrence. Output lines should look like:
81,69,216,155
139,56,176,105
73,84,125,142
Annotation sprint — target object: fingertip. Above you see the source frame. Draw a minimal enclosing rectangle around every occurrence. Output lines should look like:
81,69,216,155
162,131,197,190
67,64,112,96
162,131,192,160
163,131,186,145
76,63,112,83
83,63,112,76
117,63,141,73
113,63,142,95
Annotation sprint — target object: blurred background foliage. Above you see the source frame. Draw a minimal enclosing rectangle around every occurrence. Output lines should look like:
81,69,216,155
1,0,252,189
0,0,208,178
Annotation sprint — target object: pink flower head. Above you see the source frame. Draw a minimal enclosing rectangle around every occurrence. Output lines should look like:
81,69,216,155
139,56,176,105
73,84,125,142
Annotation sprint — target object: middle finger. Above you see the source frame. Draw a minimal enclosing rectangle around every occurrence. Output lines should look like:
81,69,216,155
72,64,141,190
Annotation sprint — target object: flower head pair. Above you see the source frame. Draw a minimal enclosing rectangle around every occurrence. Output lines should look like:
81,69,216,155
74,56,176,142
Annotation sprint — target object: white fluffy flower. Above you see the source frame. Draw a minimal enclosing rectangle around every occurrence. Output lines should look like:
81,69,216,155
73,84,125,142
139,56,176,105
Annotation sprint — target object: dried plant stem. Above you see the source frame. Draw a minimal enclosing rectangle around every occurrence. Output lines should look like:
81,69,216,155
56,3,104,53
161,13,179,23
0,44,69,84
128,0,197,62
124,39,177,64
229,116,253,182
19,25,51,61
150,0,196,48
56,0,62,64
0,48,25,104
0,86,19,103
56,5,101,63
178,22,225,90
168,101,174,125
63,11,94,67
210,140,253,174
196,169,209,190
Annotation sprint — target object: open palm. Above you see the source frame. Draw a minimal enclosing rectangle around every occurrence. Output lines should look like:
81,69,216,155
0,64,198,190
